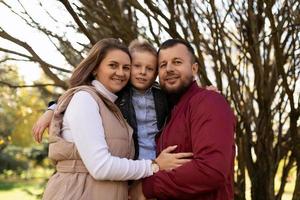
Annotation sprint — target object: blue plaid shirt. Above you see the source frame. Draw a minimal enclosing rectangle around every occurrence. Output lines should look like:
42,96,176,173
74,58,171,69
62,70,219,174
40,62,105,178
132,88,158,160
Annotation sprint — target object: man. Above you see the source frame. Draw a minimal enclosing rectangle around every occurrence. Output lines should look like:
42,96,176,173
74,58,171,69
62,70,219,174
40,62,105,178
130,39,236,200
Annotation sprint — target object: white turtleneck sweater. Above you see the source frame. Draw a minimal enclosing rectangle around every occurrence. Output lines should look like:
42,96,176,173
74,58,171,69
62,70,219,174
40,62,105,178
61,80,153,180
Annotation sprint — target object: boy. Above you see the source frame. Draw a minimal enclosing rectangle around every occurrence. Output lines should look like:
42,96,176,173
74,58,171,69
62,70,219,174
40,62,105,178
116,39,168,159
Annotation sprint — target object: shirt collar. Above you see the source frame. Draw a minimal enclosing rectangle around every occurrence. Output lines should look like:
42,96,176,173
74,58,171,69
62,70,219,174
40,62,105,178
131,86,152,95
91,80,118,102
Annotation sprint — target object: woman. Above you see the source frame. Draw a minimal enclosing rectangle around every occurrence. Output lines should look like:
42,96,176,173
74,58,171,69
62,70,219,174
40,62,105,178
42,38,192,200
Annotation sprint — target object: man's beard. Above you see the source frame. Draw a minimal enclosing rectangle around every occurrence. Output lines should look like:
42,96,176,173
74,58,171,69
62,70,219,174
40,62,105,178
160,75,193,95
160,75,194,108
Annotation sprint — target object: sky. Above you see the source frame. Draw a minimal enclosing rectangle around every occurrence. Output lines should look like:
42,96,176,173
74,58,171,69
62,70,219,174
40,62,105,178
0,1,299,98
0,0,253,86
0,1,81,83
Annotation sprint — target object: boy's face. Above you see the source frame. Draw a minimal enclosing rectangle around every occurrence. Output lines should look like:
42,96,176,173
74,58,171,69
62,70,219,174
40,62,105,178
130,51,158,92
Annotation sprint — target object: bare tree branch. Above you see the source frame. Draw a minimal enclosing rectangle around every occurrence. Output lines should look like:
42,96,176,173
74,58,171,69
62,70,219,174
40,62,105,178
59,0,96,45
0,29,68,89
0,80,58,88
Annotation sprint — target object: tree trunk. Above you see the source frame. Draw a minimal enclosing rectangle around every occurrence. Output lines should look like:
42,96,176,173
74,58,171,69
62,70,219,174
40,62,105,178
251,175,274,200
234,127,246,200
292,165,300,200
251,153,275,200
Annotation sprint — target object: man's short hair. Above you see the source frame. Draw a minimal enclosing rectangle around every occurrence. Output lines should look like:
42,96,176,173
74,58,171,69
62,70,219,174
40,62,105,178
158,39,196,63
129,39,157,57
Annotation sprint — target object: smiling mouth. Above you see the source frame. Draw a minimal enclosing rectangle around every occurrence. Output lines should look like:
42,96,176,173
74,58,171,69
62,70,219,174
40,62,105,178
112,78,125,83
136,77,147,82
165,76,179,81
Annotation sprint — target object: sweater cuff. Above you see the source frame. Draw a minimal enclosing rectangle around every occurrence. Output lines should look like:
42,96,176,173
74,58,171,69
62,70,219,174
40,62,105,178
142,176,156,198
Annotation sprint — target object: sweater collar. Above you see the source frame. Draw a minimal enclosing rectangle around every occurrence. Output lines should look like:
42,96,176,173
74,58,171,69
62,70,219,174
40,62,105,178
180,81,199,99
91,80,118,102
170,81,200,107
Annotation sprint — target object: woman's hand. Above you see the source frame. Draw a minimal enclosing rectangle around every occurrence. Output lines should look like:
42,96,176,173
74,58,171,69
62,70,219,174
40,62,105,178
32,110,54,143
155,145,193,171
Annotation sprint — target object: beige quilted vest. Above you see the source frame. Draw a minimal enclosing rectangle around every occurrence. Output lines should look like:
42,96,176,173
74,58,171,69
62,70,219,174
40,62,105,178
42,86,135,200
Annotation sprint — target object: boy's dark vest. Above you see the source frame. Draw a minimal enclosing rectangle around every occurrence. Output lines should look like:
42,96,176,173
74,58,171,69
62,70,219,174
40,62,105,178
115,83,169,159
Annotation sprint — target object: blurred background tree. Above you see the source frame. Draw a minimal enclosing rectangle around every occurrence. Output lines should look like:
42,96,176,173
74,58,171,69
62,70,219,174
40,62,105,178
0,63,52,199
0,63,50,164
0,0,299,200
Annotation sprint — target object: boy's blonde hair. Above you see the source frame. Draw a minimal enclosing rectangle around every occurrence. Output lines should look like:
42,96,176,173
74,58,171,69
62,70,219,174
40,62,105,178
128,39,157,57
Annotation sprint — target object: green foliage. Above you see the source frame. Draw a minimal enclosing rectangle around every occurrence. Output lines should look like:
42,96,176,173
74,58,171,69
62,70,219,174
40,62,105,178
10,89,46,147
0,146,28,173
24,142,49,166
0,143,49,174
0,66,22,151
0,65,49,148
0,65,51,173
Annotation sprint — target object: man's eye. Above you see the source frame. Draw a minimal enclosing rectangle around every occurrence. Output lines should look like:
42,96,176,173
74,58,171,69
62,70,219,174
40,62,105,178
159,63,166,68
133,64,141,68
174,60,181,65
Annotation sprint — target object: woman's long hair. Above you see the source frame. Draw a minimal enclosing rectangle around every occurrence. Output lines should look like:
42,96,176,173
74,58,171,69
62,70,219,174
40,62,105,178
69,38,131,88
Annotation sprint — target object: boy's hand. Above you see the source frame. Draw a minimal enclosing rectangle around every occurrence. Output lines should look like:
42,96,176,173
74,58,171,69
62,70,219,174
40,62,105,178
205,85,220,93
32,110,54,143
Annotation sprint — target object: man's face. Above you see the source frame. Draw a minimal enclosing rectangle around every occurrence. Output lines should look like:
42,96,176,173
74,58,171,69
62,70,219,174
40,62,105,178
158,44,198,94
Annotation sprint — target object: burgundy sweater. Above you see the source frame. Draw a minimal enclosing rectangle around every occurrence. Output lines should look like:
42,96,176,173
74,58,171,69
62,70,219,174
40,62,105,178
142,82,236,200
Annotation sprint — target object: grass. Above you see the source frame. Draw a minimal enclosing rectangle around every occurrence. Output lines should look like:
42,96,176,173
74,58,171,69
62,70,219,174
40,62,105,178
0,180,43,200
0,167,53,200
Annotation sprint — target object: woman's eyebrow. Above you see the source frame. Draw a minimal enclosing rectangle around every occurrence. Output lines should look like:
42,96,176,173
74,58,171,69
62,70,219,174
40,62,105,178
107,60,119,63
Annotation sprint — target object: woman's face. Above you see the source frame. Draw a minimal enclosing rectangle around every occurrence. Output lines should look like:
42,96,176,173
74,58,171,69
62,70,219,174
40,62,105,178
95,49,131,93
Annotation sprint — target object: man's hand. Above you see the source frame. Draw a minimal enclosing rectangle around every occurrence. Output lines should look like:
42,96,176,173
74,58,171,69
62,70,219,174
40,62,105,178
129,181,146,200
32,110,54,143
